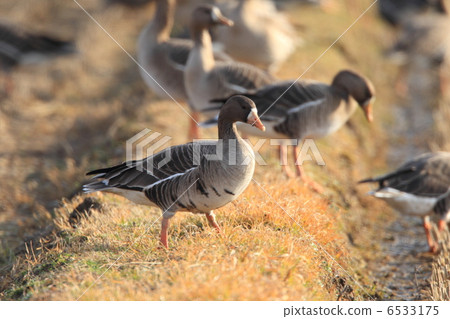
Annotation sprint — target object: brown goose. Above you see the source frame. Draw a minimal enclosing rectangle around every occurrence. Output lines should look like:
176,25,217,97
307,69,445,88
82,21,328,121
84,96,265,249
184,5,275,118
137,0,230,139
202,70,375,190
0,22,76,94
359,152,450,253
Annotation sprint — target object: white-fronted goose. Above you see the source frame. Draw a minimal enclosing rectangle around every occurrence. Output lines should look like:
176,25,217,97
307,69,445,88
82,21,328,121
359,152,450,253
84,95,265,249
202,70,375,190
184,5,275,118
210,0,298,73
0,22,76,94
137,0,231,139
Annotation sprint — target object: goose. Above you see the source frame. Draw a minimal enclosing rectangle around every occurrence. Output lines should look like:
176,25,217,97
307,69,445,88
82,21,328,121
184,5,275,120
387,10,450,96
0,22,76,94
137,0,231,139
105,0,153,8
210,0,298,73
201,70,375,191
378,0,446,27
83,95,265,249
359,152,450,253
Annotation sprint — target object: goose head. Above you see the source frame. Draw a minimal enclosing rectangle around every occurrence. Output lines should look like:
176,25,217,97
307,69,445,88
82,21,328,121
332,70,376,122
190,4,234,30
219,95,265,131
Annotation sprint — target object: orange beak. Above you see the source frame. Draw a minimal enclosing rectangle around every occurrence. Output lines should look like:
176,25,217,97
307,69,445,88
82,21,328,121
212,7,234,27
247,109,265,131
363,103,373,123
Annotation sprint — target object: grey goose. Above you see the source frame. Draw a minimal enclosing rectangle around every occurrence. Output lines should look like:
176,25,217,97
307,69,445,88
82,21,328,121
137,0,230,139
210,0,298,73
202,70,375,191
386,8,450,96
0,22,76,94
84,95,265,249
359,152,450,253
184,5,275,121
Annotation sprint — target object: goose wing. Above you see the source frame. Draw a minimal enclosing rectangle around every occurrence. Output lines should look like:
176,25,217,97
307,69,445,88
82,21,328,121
84,142,218,192
360,152,450,197
211,61,275,96
164,39,192,71
165,39,232,72
243,80,329,120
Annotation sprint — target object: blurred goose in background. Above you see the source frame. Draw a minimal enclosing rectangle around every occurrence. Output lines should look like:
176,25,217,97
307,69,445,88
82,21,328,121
387,8,450,96
137,0,231,139
104,0,153,8
0,22,76,95
84,96,265,249
359,152,450,253
176,0,298,72
210,0,298,73
184,5,274,127
202,70,375,191
378,0,447,27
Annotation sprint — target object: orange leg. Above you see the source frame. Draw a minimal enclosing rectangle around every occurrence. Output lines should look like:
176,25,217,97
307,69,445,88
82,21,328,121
438,219,447,232
293,145,324,193
394,66,408,98
2,74,14,96
189,112,200,140
279,145,295,178
160,217,170,249
423,216,438,253
206,211,222,233
439,71,448,99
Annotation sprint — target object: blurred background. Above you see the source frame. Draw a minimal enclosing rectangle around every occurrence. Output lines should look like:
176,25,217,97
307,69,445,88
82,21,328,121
0,0,449,300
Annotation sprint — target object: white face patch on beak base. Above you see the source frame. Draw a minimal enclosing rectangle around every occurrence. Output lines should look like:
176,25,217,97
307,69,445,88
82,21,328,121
246,108,265,131
211,7,221,23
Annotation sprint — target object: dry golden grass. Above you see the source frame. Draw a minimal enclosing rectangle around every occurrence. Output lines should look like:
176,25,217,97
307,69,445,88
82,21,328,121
1,0,447,301
428,229,450,301
2,176,363,300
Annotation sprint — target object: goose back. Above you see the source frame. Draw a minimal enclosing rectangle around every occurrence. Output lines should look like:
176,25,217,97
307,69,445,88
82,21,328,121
231,70,374,140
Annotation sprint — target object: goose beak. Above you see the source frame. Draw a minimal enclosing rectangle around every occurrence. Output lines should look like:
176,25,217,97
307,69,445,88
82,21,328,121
247,109,265,131
362,97,375,123
363,103,373,123
211,7,234,27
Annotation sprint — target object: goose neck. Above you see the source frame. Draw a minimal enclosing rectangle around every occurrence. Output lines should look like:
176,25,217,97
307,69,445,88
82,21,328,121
190,27,215,70
149,0,175,42
218,120,240,141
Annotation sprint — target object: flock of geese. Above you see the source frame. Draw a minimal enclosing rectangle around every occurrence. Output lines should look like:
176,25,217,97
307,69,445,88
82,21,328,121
1,0,449,250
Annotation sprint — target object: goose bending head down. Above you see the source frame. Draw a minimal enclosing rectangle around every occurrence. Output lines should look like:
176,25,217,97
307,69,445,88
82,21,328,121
83,96,265,249
359,152,450,253
201,70,375,191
